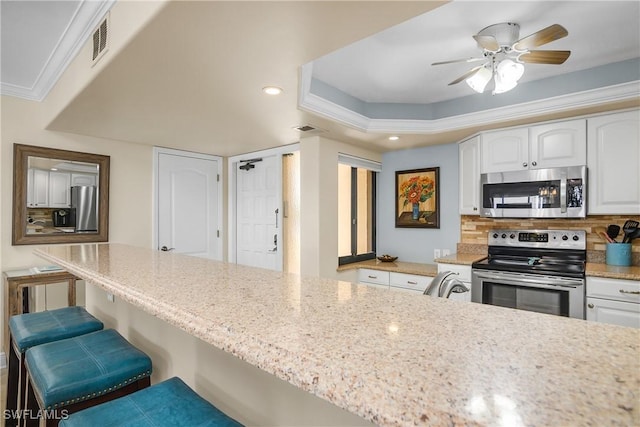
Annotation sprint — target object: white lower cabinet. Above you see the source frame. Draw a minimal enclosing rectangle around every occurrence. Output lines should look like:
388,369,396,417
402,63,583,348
586,277,640,328
358,269,390,290
389,272,430,293
358,269,430,293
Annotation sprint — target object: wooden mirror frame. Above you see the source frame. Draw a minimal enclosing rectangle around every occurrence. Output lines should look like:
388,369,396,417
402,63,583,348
12,144,110,245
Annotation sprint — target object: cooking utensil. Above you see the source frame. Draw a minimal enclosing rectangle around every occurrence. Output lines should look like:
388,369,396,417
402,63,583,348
606,224,620,242
624,227,640,244
622,220,639,243
600,231,615,244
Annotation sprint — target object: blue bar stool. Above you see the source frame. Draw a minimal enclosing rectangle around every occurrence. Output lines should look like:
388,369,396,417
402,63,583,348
5,306,103,427
59,377,243,427
23,329,152,427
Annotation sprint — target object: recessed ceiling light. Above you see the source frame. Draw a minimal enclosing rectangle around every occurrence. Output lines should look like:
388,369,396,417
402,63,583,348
262,86,283,95
388,136,399,141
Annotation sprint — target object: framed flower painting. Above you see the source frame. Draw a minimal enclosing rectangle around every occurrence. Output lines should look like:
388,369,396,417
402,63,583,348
395,167,440,228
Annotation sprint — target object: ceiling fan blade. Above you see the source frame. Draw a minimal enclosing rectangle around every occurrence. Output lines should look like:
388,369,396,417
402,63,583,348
519,50,571,64
448,66,483,86
432,57,486,66
513,24,568,50
473,35,500,52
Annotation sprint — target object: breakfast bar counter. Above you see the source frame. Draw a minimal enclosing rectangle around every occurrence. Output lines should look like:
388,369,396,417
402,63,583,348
35,243,639,427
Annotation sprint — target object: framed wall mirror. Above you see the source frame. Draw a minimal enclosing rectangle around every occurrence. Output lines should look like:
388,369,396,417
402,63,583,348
12,144,110,245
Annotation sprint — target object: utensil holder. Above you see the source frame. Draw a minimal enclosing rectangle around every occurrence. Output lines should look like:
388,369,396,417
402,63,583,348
605,243,632,266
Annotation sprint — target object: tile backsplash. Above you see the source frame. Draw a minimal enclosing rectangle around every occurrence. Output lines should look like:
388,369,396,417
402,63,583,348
461,214,640,265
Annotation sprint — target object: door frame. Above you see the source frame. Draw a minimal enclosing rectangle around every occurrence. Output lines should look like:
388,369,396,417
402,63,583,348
153,147,224,259
227,143,299,264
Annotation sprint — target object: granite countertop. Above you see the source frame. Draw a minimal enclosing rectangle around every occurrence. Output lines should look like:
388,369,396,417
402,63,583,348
434,253,487,265
336,259,438,276
35,243,639,427
586,263,640,281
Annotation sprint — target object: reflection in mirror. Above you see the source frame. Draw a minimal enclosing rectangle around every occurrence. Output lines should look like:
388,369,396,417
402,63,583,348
26,156,100,235
13,144,110,245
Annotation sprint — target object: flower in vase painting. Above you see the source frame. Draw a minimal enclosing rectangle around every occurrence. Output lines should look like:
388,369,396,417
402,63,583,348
400,176,435,208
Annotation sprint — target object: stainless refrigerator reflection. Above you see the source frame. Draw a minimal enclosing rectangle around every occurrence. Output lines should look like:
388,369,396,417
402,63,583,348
71,186,98,232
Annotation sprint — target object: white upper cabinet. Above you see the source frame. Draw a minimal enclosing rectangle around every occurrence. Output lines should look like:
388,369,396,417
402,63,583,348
49,171,71,208
71,173,97,187
529,119,586,168
481,128,528,173
481,120,586,173
459,136,480,215
28,169,49,207
587,110,640,214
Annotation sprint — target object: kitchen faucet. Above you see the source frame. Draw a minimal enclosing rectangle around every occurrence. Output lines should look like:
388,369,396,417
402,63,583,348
424,271,469,298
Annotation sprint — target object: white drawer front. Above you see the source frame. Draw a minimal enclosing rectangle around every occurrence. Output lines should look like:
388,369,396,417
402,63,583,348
389,272,430,292
437,263,472,282
586,277,640,304
358,269,390,286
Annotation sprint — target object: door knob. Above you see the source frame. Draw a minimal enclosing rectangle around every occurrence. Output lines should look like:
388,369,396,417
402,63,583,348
160,246,174,252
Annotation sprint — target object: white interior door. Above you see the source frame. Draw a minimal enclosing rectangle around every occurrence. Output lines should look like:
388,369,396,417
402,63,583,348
156,149,221,259
236,155,282,271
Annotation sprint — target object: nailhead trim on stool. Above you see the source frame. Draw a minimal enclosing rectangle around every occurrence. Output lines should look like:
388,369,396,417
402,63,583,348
24,329,152,425
59,377,243,427
5,307,103,427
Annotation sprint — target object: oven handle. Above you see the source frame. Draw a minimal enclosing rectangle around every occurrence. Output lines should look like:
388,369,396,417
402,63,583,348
560,172,567,213
473,271,583,288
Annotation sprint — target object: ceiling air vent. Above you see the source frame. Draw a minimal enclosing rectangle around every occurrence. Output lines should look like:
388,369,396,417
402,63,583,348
92,13,109,64
293,124,326,134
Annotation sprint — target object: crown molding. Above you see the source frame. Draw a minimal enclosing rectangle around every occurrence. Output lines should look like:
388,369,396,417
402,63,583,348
0,0,116,101
299,63,640,134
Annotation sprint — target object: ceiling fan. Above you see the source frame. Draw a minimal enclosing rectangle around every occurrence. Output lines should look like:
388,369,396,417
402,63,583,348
432,23,571,94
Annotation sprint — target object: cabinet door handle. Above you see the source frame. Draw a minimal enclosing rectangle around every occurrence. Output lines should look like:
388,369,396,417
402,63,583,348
587,303,594,309
407,281,418,285
619,289,640,295
368,275,377,279
522,162,528,167
531,161,537,166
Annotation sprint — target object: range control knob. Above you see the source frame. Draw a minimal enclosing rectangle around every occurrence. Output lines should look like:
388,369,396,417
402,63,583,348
510,234,516,239
562,235,569,241
573,235,580,241
493,233,499,239
501,233,507,239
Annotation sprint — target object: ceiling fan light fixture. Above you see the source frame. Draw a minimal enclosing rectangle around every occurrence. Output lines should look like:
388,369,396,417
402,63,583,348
497,59,525,83
493,73,519,94
466,67,492,93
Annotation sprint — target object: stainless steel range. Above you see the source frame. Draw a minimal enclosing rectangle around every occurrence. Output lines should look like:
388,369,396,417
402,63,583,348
471,229,586,319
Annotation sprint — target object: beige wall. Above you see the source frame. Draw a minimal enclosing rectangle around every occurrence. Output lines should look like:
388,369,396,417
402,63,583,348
300,135,381,282
0,95,154,356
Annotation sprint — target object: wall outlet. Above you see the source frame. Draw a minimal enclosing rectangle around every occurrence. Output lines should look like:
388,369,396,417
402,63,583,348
107,293,115,303
442,249,451,257
434,249,441,259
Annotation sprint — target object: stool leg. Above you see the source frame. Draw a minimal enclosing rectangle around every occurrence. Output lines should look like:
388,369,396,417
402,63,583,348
23,372,40,427
5,343,20,427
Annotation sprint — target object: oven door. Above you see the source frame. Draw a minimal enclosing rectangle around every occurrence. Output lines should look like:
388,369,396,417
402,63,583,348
471,270,585,319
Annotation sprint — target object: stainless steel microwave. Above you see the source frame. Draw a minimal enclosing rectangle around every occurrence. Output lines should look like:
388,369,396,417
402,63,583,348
480,166,587,218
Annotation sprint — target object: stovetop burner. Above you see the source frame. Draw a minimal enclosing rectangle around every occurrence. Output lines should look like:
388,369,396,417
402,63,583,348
472,229,586,278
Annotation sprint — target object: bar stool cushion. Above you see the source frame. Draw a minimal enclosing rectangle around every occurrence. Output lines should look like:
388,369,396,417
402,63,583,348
59,377,243,427
25,329,152,410
9,306,103,353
